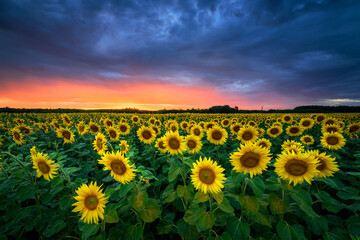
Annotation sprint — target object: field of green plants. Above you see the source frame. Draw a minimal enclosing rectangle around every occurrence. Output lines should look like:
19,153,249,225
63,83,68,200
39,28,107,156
0,112,359,240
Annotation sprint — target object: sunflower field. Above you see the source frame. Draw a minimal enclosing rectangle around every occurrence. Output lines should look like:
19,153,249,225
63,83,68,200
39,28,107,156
0,112,359,240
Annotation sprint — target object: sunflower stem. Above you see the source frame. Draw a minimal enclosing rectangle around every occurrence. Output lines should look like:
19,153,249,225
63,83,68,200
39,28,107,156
24,134,36,147
209,195,213,214
179,154,187,187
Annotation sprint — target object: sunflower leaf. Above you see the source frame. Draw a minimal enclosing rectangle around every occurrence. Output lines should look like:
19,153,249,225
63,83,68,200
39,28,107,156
139,199,161,223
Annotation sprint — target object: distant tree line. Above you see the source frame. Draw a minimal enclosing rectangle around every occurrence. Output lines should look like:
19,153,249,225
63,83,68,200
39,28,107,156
0,105,359,114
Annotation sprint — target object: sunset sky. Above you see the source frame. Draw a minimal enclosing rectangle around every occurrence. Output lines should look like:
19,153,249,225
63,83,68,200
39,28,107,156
0,0,359,110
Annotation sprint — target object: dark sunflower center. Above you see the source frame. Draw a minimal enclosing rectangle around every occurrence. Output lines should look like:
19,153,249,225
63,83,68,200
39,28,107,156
111,160,127,175
120,125,127,132
302,121,310,127
14,131,21,140
316,158,326,171
90,125,99,132
326,127,337,133
38,161,50,173
349,125,359,133
240,152,260,168
158,141,166,149
109,130,116,138
79,125,85,132
199,168,216,185
249,122,255,126
63,131,71,140
258,142,268,148
171,126,177,132
106,121,113,127
223,120,229,125
183,123,188,128
325,120,334,125
285,159,308,176
207,124,213,129
150,120,155,124
64,117,70,124
18,126,30,134
169,138,180,149
290,127,299,134
326,136,339,145
187,140,197,149
317,116,324,122
153,127,159,134
212,130,222,140
55,123,60,128
133,117,138,122
96,138,103,149
284,116,290,121
85,195,99,210
270,128,279,135
242,131,253,141
194,129,200,136
142,130,152,139
304,137,311,142
233,126,240,132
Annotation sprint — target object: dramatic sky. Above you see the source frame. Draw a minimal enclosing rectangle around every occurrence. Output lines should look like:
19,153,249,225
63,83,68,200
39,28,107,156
0,0,359,110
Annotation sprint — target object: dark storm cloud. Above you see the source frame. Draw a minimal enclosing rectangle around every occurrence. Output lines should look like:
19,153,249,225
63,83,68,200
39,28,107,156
0,0,359,106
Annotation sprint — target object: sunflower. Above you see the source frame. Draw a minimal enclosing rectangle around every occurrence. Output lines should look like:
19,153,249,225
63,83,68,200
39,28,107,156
315,114,326,123
137,126,156,144
190,124,204,138
61,114,72,126
207,126,228,145
282,114,293,123
230,123,242,135
16,123,33,135
321,132,346,150
57,127,75,144
72,182,108,224
257,128,265,138
12,128,26,145
308,150,339,178
169,123,179,132
230,142,271,178
30,146,37,156
163,131,187,155
346,123,360,135
221,119,231,128
77,121,88,136
300,135,314,145
155,136,168,153
93,133,108,155
205,122,216,131
131,115,140,124
274,151,319,186
190,157,226,194
180,121,189,130
149,117,156,125
281,140,303,150
185,135,203,154
237,126,258,143
282,145,304,155
51,120,61,130
118,122,131,135
151,126,161,136
39,123,49,133
255,138,272,150
267,125,283,138
322,124,342,134
299,118,314,129
32,152,59,181
286,125,303,137
88,122,101,134
98,151,136,184
119,140,130,154
106,127,119,141
103,118,114,127
323,117,338,126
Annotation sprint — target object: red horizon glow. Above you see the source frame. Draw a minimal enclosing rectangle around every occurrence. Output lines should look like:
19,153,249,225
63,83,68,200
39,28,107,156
0,79,287,110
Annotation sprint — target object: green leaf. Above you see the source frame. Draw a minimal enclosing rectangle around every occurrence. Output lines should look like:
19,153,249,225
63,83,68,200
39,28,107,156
177,219,200,240
290,224,307,240
184,208,205,225
104,209,119,223
269,193,289,215
139,199,161,223
218,197,234,214
16,185,35,203
226,216,250,240
168,162,182,182
276,222,292,240
239,194,259,213
193,191,209,203
117,182,135,199
306,216,328,235
196,211,215,232
43,219,66,238
252,211,271,227
290,188,318,218
125,224,143,240
162,185,177,204
129,191,148,212
266,176,282,191
79,223,100,240
337,187,360,200
231,171,246,188
177,185,186,197
347,216,360,236
212,191,224,204
59,195,73,210
248,177,265,197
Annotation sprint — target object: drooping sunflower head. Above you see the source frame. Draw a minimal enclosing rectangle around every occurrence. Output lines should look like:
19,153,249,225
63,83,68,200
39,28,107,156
163,131,187,155
72,182,108,224
155,136,168,153
119,140,130,154
61,114,72,126
185,135,203,154
299,118,315,129
267,125,283,138
56,127,75,144
307,150,339,178
207,125,228,145
237,125,258,143
274,151,319,186
98,151,136,184
118,122,131,135
51,120,61,130
190,124,203,138
93,133,108,155
321,132,346,150
322,124,343,134
300,135,315,145
32,152,59,181
137,126,156,144
77,121,88,136
346,123,360,135
12,128,26,145
255,138,272,150
191,157,226,195
88,122,101,134
16,123,33,135
230,142,271,178
286,125,303,137
106,126,119,140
